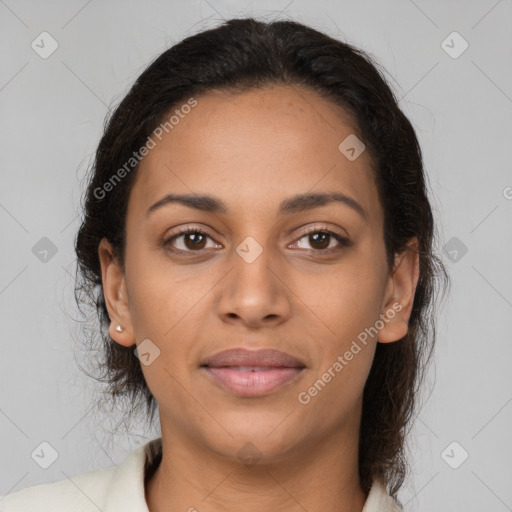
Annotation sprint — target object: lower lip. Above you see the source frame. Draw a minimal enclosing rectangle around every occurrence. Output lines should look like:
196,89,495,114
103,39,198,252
202,366,304,397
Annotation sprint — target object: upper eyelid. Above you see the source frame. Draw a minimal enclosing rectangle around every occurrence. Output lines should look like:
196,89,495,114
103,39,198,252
165,224,349,248
298,223,347,237
168,223,347,238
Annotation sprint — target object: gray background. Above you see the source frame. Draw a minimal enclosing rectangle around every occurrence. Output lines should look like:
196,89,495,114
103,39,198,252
1,0,511,510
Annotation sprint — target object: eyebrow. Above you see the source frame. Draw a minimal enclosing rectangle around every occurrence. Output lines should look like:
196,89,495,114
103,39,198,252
146,191,368,221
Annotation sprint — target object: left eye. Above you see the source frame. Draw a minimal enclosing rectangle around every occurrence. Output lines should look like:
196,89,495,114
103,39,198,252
290,230,350,251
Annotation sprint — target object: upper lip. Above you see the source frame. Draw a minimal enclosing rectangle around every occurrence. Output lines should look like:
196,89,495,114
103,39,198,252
201,348,306,368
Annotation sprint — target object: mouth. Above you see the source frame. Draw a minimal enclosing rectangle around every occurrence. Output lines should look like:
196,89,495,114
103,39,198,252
200,348,306,397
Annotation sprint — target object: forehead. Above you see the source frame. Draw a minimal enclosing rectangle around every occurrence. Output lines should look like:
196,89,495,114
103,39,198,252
129,84,382,224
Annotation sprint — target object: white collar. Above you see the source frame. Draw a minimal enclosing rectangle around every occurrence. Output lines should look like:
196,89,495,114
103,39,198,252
103,437,401,512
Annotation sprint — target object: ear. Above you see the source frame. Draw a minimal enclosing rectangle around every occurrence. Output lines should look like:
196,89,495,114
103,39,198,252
98,237,135,347
377,237,420,343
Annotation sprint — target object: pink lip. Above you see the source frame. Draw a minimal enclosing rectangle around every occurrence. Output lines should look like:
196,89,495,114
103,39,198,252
202,348,305,368
200,348,306,397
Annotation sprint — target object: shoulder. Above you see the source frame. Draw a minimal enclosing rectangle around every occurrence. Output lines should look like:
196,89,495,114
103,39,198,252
0,464,116,511
363,479,403,512
0,438,161,512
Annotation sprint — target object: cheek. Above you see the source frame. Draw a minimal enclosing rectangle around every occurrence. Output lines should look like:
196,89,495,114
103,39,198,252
124,244,219,390
301,257,385,408
297,260,384,347
126,252,205,418
125,242,201,336
297,281,379,415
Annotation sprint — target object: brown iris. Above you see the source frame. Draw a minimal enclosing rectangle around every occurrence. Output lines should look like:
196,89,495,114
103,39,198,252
308,232,330,250
184,232,207,250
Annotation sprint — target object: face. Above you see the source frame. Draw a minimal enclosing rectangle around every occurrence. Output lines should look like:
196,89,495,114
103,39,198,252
99,84,418,464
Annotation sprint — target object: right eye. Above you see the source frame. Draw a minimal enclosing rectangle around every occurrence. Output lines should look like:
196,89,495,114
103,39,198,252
163,227,222,253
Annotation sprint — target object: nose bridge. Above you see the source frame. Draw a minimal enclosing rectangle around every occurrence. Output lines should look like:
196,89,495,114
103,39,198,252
217,232,291,326
240,236,275,281
232,233,278,299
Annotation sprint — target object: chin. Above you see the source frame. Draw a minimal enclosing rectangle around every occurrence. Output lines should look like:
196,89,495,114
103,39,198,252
195,408,308,464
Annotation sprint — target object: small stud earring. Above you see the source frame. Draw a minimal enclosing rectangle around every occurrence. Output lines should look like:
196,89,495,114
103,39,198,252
115,325,124,333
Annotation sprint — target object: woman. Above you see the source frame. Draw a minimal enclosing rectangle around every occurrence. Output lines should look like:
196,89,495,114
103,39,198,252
1,17,448,512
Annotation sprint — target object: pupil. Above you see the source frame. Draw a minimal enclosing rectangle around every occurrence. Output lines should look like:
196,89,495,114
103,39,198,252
311,233,329,249
186,233,205,249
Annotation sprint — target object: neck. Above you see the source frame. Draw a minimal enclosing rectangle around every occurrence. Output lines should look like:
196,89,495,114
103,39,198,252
145,413,367,512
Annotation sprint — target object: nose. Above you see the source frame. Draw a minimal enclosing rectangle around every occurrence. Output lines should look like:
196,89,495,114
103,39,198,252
216,243,292,329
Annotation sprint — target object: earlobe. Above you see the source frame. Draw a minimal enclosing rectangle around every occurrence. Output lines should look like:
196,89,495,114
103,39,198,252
377,238,420,344
98,237,135,347
108,320,135,347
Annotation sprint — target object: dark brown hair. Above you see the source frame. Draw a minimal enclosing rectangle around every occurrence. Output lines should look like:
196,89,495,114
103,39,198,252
74,17,449,498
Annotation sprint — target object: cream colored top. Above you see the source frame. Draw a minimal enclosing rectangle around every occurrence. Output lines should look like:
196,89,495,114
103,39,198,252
0,437,402,511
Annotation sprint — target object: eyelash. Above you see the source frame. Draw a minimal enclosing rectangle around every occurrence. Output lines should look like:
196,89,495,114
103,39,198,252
163,225,351,255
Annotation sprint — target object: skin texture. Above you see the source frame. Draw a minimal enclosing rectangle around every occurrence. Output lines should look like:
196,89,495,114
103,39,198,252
98,84,419,512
